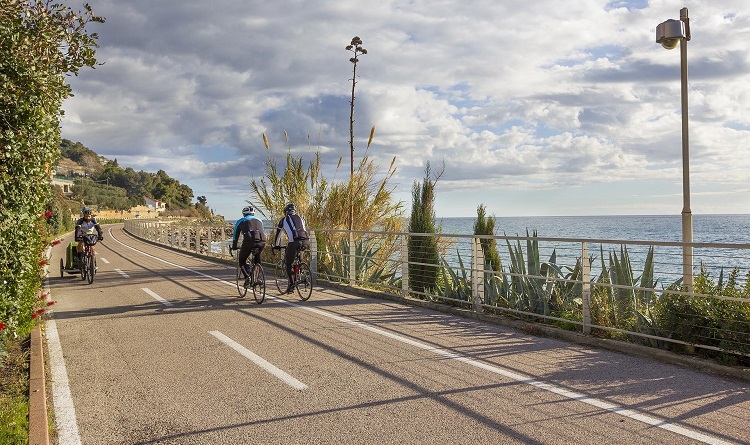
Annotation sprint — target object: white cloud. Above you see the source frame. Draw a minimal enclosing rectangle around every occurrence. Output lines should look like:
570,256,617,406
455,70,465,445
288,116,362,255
60,0,750,218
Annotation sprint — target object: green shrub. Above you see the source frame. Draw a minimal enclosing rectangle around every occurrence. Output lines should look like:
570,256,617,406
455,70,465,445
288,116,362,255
0,0,102,341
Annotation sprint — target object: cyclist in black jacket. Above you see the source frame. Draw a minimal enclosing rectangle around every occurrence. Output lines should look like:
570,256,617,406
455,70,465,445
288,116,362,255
272,203,310,293
232,206,267,281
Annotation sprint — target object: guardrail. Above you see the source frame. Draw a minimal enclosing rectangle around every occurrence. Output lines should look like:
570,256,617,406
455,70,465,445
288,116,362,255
124,220,750,363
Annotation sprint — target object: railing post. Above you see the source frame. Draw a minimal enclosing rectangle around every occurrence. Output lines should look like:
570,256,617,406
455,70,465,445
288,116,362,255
309,230,317,277
195,225,200,254
401,234,409,298
349,231,356,286
581,242,592,334
207,226,213,256
471,237,485,313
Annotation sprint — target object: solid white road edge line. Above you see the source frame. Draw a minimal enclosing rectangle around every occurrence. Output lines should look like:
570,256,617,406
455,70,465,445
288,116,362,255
110,228,733,445
142,287,174,307
209,330,307,391
46,319,83,445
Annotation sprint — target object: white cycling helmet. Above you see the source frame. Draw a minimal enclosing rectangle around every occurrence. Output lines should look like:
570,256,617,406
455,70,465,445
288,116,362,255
242,206,254,216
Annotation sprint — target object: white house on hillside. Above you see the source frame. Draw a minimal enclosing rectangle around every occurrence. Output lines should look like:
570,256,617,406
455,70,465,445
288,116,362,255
144,196,166,212
51,176,75,196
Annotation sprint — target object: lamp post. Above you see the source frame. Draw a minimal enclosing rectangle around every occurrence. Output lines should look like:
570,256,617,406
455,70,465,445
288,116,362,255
656,7,693,290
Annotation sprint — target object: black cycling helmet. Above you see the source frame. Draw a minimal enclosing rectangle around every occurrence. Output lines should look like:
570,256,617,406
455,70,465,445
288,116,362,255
242,206,254,216
284,203,296,215
82,208,92,216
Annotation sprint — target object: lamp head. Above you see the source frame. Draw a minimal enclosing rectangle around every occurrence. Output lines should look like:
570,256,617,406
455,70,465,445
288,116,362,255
656,19,684,50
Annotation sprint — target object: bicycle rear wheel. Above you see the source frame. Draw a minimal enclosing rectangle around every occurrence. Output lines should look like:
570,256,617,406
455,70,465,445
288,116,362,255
252,264,265,304
295,262,312,301
87,254,95,284
236,262,248,298
274,259,286,294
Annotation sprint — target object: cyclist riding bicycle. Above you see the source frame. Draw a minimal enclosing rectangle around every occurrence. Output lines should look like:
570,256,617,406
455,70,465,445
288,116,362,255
75,208,103,265
232,206,267,284
272,203,310,293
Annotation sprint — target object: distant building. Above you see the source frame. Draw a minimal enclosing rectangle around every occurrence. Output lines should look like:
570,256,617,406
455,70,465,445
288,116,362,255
144,196,166,212
51,176,75,196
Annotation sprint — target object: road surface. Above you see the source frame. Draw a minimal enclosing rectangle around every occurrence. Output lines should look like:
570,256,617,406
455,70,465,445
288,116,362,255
44,224,750,445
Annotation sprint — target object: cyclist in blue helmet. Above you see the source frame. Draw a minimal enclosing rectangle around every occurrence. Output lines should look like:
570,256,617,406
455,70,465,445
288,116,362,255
232,206,267,284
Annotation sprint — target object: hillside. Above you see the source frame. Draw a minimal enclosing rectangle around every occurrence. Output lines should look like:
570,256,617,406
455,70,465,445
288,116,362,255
56,139,209,216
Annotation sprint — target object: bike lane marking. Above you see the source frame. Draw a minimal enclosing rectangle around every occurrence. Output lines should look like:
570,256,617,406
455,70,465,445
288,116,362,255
47,319,83,445
114,268,130,278
108,228,735,445
142,287,174,307
99,257,110,264
209,331,308,391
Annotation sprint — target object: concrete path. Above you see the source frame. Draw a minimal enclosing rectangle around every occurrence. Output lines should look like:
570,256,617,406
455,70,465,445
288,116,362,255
38,225,750,445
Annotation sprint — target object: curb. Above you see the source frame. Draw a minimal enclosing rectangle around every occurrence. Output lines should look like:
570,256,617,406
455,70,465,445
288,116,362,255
29,325,50,445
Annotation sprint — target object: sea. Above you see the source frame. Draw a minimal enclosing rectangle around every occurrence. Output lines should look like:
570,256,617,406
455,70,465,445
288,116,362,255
227,214,750,281
435,214,750,245
435,214,750,280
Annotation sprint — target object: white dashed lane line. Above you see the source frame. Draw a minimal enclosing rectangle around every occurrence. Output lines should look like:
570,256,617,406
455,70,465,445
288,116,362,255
209,330,307,391
142,287,174,307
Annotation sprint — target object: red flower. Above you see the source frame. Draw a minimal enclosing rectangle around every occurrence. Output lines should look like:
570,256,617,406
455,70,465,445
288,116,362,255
47,301,55,306
39,293,48,300
0,322,5,332
37,308,45,314
51,239,62,246
40,259,47,266
44,210,53,218
32,313,38,319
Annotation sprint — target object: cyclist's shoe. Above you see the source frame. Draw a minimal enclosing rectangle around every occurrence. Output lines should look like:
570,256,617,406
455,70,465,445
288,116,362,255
244,277,251,288
285,283,295,294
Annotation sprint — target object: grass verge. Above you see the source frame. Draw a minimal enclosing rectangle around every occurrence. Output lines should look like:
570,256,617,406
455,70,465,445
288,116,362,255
0,335,30,445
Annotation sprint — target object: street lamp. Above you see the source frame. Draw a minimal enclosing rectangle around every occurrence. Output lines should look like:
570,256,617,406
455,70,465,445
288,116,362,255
656,7,693,290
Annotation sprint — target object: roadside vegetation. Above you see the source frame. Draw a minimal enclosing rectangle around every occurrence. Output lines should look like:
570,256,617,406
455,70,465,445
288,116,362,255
1,1,103,442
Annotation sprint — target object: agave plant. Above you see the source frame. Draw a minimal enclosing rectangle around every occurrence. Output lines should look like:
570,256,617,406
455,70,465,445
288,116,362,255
316,236,398,287
436,249,473,304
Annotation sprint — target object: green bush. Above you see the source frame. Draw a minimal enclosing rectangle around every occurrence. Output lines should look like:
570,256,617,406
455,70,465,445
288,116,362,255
654,268,750,363
0,0,102,343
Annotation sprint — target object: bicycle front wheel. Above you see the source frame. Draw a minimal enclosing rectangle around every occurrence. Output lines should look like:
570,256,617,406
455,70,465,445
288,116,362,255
79,254,86,281
274,259,286,294
295,262,312,301
252,264,265,304
87,254,95,284
236,262,247,298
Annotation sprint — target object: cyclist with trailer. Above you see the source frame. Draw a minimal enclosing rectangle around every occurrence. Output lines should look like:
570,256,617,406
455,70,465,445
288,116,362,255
272,203,310,294
74,208,103,265
232,206,267,285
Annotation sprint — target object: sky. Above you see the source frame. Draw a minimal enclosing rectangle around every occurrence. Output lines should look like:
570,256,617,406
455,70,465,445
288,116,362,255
59,0,750,219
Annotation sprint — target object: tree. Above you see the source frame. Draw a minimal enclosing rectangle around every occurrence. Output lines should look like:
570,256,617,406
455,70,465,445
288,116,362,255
474,204,502,272
0,0,103,341
408,162,444,295
345,36,367,231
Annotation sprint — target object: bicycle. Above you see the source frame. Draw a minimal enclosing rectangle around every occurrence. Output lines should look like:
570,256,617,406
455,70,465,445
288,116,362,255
231,247,266,304
79,230,99,284
273,245,312,301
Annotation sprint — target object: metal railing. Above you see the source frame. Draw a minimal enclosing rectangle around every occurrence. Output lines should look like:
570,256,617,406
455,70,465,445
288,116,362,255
124,220,750,361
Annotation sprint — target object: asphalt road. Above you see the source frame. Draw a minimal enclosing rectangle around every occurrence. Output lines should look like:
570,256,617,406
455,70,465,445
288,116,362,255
44,224,750,445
